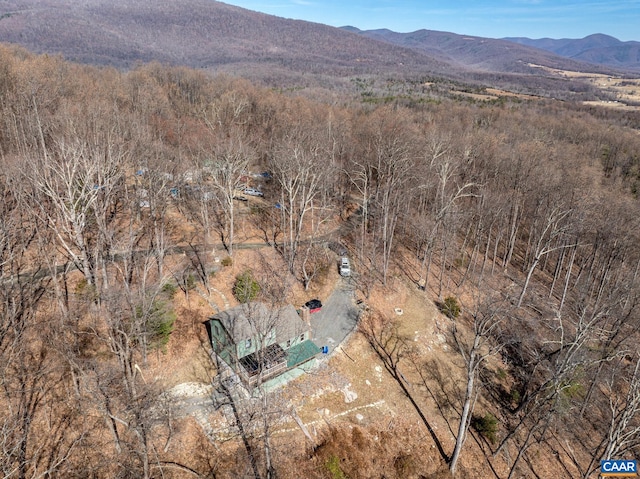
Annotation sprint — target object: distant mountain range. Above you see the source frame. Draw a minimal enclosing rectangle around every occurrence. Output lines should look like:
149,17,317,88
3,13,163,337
0,0,635,93
503,34,640,71
343,27,630,74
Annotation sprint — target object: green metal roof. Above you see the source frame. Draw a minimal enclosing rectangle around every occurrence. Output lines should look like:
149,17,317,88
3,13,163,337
287,340,321,368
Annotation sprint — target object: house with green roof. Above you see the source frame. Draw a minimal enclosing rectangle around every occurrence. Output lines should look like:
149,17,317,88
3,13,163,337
206,302,321,388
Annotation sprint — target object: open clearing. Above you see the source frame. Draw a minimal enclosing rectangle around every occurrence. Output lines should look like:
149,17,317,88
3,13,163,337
527,62,640,109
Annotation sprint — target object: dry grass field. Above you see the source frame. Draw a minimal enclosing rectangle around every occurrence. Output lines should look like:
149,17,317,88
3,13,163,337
525,62,640,109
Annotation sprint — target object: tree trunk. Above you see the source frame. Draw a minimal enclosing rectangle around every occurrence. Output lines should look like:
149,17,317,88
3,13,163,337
517,256,540,308
449,350,476,474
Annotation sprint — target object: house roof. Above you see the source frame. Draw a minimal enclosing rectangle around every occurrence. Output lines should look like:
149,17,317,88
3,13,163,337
287,340,321,368
210,302,307,342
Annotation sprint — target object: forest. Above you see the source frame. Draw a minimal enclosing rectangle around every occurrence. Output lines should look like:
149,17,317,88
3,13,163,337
2,42,640,478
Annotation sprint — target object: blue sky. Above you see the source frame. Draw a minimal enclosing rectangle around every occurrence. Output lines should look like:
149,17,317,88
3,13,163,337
220,0,640,41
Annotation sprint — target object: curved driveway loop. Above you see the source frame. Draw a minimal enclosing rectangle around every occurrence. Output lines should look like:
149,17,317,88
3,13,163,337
309,278,360,355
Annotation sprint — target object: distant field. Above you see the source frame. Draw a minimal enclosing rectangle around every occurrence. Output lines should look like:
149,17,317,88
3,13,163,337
584,76,640,109
528,62,640,109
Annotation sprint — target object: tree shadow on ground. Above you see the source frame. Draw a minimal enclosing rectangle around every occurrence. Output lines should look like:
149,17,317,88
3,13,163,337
358,312,449,464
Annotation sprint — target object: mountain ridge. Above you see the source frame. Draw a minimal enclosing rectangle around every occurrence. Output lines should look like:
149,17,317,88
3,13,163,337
0,0,457,79
0,0,631,96
503,33,640,70
346,26,638,73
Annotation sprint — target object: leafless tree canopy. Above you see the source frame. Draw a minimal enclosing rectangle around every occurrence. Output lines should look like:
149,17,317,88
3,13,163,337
1,44,640,477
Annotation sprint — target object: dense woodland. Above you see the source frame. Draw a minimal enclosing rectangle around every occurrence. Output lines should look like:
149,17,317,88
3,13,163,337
3,42,640,478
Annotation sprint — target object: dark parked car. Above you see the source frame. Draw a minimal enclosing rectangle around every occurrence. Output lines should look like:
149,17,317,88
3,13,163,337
304,299,322,313
233,195,248,202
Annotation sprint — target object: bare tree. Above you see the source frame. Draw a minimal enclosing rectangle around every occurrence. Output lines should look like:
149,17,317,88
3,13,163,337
581,356,640,477
412,129,478,296
517,206,576,308
270,133,325,275
346,157,373,271
207,131,253,256
26,112,126,294
366,109,417,284
449,295,506,474
494,299,606,477
0,154,95,478
129,162,176,278
76,272,174,478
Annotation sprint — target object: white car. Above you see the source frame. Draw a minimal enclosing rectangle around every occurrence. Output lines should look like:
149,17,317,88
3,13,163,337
339,257,351,277
244,187,264,197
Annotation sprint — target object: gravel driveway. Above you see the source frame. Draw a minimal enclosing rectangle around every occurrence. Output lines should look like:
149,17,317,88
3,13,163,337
308,277,360,354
